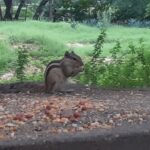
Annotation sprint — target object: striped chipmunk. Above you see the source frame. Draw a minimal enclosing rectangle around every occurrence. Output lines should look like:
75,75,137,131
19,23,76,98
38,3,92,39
44,51,84,93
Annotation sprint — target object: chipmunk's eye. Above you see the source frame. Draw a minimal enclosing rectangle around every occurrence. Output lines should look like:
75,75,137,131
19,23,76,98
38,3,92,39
73,57,77,61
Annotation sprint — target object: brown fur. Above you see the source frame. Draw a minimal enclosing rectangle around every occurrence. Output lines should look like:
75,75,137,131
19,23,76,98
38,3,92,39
45,51,84,93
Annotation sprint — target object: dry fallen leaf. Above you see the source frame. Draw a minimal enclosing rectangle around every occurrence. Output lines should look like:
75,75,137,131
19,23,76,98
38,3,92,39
73,112,81,118
0,135,7,141
100,124,112,129
59,117,69,124
13,114,26,122
25,114,33,119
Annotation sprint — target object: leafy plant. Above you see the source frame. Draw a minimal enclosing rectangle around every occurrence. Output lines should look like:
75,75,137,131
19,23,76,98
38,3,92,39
16,46,29,82
110,41,121,59
79,31,150,88
82,29,106,85
92,28,106,61
136,39,150,86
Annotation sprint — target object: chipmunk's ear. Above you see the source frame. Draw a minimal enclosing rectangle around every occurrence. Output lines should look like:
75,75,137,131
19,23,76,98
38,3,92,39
64,51,70,57
71,51,75,54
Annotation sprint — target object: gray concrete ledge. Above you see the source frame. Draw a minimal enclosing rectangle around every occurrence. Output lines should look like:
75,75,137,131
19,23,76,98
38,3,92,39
1,121,150,150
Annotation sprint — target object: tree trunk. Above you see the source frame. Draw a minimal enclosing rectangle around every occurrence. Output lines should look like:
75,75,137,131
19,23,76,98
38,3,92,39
33,0,49,20
0,4,3,20
4,0,13,20
48,0,54,21
14,0,25,20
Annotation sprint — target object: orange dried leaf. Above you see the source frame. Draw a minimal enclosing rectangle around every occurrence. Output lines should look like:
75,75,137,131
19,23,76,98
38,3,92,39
73,112,81,118
25,114,33,119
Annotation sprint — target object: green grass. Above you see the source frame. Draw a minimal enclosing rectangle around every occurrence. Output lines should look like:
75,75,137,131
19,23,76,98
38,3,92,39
0,21,150,56
0,40,16,73
0,21,150,82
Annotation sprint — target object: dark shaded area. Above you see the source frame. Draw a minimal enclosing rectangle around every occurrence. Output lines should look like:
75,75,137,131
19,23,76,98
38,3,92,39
0,0,150,23
14,0,25,20
0,4,3,20
33,0,49,20
3,0,13,20
0,82,45,93
1,122,150,150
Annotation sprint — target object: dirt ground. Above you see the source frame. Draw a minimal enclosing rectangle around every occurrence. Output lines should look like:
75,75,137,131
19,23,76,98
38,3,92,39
0,82,150,141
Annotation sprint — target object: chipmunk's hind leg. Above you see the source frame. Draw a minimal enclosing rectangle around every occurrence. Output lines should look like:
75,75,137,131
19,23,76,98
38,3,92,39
47,81,56,93
45,80,55,93
46,73,62,94
51,81,62,93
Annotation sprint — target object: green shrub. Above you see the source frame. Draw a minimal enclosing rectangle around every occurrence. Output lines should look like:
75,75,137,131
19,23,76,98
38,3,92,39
79,30,150,88
16,46,29,82
81,29,106,85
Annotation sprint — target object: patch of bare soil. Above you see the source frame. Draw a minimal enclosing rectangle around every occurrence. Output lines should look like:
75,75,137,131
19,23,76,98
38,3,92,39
0,33,6,41
66,42,93,49
0,83,150,141
12,43,40,51
0,72,14,81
